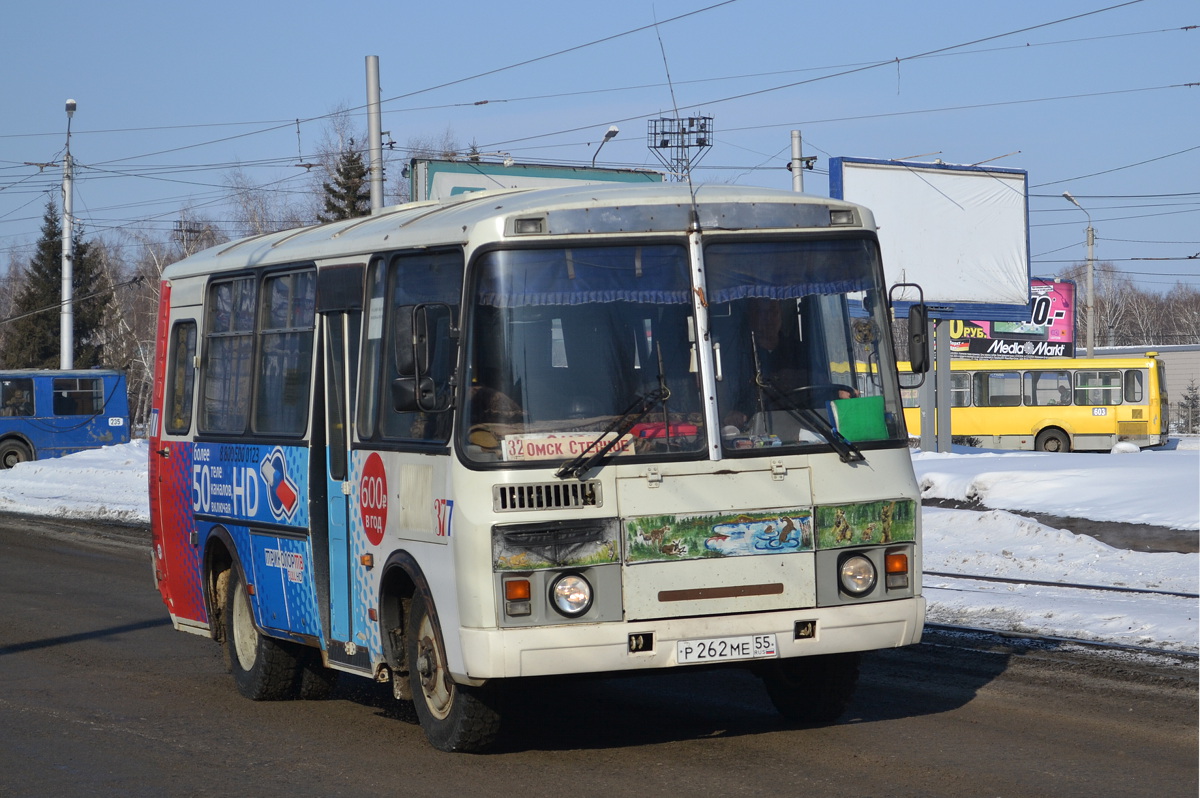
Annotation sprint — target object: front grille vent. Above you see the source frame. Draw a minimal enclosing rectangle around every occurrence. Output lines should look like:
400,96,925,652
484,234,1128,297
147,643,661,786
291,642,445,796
493,481,602,512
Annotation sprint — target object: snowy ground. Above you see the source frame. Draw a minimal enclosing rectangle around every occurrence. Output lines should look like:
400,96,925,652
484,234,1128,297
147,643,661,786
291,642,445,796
0,438,1196,653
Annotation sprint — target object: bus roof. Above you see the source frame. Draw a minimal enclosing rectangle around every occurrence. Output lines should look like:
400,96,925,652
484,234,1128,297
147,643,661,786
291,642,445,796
161,183,874,281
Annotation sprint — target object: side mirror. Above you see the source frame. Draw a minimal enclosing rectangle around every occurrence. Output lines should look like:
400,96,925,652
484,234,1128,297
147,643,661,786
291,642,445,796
908,303,930,374
391,376,445,413
395,305,431,377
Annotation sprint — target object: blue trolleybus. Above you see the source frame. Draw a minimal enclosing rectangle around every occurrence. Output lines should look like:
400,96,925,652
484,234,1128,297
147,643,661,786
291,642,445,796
0,369,131,468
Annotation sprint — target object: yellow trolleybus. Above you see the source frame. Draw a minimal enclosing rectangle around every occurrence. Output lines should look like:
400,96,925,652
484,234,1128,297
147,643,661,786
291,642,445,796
901,354,1168,452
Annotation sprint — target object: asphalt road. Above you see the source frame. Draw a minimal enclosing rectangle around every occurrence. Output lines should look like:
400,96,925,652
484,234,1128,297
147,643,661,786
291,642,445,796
1,517,1196,798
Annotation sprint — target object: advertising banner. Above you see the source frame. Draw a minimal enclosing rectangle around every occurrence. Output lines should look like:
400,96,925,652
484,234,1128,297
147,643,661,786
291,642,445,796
950,279,1076,358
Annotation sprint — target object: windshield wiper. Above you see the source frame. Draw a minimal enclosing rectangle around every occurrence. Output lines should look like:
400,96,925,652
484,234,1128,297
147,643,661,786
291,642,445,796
761,381,864,463
751,346,864,464
555,388,669,481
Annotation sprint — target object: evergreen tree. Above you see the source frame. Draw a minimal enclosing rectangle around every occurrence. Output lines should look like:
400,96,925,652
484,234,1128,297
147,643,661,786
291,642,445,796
3,200,113,369
318,140,370,222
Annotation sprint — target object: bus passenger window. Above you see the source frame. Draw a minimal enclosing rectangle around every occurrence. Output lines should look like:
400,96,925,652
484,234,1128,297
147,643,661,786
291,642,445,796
165,321,197,435
201,277,256,434
254,269,316,435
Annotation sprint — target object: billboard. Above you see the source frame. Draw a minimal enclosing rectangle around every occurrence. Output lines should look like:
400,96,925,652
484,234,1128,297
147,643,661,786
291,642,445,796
411,159,663,202
829,157,1030,320
950,279,1077,358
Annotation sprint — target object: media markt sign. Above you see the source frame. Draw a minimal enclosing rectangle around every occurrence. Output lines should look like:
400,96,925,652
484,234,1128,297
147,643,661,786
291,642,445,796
950,278,1077,359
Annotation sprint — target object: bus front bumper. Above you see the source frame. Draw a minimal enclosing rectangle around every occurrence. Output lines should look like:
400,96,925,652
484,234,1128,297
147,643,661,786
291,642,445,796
456,596,925,680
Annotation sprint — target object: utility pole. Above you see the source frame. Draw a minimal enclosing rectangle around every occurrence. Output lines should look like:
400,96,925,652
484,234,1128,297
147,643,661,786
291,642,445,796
366,56,384,214
61,99,76,370
1063,192,1095,357
788,130,817,194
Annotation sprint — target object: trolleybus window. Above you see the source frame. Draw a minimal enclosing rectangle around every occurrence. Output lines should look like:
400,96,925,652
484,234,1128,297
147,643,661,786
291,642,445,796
1124,370,1145,403
53,377,103,416
973,371,1022,407
1025,370,1072,406
1,378,33,416
1075,370,1122,406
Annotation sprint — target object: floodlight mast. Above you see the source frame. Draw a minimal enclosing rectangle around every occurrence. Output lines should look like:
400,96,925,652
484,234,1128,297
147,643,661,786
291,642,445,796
1062,191,1095,357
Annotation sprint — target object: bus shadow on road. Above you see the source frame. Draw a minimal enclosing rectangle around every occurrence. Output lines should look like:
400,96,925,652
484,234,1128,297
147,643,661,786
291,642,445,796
0,617,172,657
322,634,1015,752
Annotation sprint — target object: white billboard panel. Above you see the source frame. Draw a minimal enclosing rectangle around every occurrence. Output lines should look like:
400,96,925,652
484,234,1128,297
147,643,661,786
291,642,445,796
830,157,1030,318
412,159,662,203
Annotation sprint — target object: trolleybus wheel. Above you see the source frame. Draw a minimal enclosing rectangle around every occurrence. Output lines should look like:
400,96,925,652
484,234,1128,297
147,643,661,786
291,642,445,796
407,592,501,752
1035,428,1070,453
0,440,31,469
222,566,300,701
761,652,861,725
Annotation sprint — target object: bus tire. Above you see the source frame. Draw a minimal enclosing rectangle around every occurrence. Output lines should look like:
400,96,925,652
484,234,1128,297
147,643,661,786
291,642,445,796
222,565,299,701
1035,428,1070,453
297,650,339,700
0,439,31,469
761,652,861,725
407,592,501,752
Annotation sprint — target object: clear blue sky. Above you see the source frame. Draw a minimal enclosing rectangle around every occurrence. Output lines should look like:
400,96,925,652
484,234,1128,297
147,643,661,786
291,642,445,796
2,0,1196,292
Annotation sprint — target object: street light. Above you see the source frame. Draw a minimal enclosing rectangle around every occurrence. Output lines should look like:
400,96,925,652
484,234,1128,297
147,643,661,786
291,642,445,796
591,125,619,167
1062,191,1095,358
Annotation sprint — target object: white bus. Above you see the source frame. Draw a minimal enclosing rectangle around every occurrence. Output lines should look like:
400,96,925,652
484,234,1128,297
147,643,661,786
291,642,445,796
150,183,928,751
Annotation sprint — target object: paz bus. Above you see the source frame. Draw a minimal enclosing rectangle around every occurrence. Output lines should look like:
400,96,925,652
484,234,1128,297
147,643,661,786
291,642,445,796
900,353,1168,452
149,183,929,752
0,369,130,468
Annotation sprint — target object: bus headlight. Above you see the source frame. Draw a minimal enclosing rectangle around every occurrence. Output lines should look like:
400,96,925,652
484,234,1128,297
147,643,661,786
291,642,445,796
839,555,877,596
549,573,593,617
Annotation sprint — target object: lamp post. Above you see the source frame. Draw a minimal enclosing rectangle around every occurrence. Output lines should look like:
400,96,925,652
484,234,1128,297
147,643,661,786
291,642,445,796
1062,191,1095,357
591,126,619,167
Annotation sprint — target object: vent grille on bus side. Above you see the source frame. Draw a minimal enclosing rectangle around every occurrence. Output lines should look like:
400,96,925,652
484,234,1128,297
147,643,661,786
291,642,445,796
1118,421,1147,442
493,481,602,512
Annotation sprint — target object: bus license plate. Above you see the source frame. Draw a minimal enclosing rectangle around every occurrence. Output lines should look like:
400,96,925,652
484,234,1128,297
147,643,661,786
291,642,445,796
677,634,777,664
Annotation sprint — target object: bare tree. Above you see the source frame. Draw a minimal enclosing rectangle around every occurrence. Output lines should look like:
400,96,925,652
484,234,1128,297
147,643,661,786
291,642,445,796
224,166,308,237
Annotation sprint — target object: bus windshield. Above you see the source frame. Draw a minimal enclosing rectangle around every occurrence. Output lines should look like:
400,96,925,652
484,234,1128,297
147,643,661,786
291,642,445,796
462,243,707,464
461,236,905,464
706,237,905,453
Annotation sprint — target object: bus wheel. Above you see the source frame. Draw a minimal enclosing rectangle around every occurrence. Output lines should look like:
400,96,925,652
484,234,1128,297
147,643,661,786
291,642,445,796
0,440,31,469
222,566,299,701
761,652,861,725
1035,428,1070,453
407,593,501,752
297,650,339,700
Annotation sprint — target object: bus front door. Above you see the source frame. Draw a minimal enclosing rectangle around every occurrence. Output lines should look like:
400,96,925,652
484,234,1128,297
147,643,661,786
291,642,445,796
321,310,365,669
